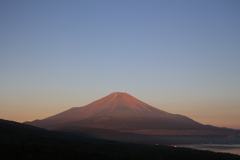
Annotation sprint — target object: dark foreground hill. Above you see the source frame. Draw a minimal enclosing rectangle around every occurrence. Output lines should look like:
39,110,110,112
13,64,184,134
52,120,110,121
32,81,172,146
1,119,240,160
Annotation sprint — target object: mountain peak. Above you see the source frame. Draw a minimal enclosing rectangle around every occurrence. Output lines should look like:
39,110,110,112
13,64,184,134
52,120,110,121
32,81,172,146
109,92,130,97
93,92,155,113
111,92,127,95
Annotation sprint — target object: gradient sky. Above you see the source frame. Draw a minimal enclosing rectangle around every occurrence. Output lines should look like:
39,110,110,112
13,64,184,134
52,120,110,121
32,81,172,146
1,0,240,129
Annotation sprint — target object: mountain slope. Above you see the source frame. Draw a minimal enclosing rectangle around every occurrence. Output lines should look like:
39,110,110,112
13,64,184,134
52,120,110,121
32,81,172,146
26,92,213,131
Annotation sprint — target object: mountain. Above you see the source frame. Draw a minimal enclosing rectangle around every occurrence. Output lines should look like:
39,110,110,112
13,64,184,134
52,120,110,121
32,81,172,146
26,92,222,132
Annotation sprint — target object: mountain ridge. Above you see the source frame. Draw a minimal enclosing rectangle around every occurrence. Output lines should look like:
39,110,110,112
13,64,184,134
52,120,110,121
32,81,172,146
25,92,235,133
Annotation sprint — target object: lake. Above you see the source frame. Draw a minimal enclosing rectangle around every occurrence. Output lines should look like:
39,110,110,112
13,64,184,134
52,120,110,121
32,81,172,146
178,144,240,155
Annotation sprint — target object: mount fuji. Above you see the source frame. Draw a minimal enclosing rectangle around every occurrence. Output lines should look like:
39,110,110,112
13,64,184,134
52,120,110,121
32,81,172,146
26,92,220,133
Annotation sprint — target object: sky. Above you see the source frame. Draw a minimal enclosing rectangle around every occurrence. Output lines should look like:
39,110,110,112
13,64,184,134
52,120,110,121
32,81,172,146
1,0,240,129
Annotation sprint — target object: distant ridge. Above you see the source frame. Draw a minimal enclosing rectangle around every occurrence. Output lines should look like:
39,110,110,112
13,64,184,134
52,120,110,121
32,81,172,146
25,92,237,134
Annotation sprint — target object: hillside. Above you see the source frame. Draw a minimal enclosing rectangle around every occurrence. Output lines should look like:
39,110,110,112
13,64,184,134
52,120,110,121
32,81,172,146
1,119,240,160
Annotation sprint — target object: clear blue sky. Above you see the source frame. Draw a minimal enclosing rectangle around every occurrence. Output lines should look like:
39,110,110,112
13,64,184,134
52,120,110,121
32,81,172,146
1,0,240,129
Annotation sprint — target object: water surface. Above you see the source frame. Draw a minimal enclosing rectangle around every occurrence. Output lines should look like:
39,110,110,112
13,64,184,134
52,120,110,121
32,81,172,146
178,144,240,155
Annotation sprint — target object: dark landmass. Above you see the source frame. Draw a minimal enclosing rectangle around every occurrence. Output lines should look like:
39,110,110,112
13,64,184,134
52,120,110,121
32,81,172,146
1,119,240,160
54,125,240,145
